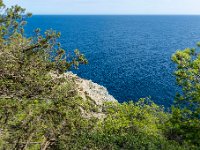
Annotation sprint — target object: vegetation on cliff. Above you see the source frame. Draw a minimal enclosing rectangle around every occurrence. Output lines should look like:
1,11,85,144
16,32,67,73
0,1,199,149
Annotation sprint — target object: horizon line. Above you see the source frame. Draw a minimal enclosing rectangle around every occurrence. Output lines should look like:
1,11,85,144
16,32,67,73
31,14,200,16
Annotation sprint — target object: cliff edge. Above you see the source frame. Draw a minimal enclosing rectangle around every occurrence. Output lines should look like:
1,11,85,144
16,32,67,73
65,72,117,105
50,72,117,118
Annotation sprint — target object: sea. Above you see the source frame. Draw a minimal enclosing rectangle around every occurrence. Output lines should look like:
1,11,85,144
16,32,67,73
25,15,200,107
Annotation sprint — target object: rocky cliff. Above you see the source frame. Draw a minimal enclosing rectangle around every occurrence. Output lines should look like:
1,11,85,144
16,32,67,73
65,72,117,105
51,72,117,118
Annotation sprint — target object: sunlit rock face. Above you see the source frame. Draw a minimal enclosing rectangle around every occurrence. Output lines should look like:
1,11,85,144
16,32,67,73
65,71,117,106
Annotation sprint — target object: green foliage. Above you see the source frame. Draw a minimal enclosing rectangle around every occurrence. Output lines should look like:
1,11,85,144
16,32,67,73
64,99,188,150
90,100,174,150
0,2,90,149
0,97,88,149
0,2,87,98
169,47,200,146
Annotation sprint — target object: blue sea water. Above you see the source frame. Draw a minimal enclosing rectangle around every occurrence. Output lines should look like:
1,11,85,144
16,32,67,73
25,15,200,106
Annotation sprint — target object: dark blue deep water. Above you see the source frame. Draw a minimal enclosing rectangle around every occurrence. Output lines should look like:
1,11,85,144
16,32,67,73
25,15,200,106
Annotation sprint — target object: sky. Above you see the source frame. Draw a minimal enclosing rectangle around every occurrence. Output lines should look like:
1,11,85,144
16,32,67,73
4,0,200,15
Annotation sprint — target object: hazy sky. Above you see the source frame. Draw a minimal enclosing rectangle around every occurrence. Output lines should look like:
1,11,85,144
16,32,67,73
4,0,200,15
